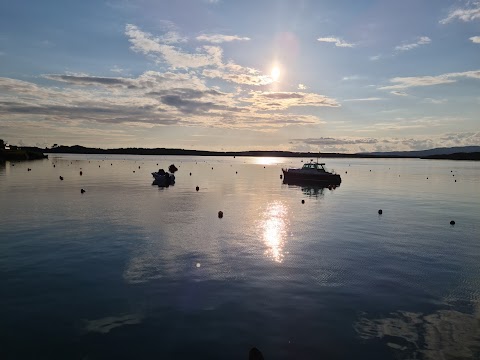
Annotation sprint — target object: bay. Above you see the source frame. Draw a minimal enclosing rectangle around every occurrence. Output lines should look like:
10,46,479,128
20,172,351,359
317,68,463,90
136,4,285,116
1,155,479,359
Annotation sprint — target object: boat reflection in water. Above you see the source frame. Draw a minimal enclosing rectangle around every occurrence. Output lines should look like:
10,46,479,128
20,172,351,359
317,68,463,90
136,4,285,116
282,178,340,198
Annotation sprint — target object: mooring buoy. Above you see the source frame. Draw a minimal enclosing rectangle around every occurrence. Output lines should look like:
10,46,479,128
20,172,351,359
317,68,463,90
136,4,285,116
196,186,199,191
218,211,223,218
450,220,455,225
378,209,383,215
81,189,86,194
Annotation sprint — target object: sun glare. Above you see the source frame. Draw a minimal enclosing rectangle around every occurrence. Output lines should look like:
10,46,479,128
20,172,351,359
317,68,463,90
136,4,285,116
271,66,280,81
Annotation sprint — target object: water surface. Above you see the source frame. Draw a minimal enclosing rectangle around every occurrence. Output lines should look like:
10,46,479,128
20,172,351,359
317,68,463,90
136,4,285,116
1,155,479,359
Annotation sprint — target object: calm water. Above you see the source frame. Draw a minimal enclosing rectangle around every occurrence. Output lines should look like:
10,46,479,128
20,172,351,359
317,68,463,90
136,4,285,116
1,155,480,360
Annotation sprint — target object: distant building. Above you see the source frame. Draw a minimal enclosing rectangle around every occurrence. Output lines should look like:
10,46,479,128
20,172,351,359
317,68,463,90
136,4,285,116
4,144,10,150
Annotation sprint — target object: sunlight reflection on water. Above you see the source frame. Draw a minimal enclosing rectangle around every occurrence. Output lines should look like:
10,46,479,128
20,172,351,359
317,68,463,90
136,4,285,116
260,201,289,263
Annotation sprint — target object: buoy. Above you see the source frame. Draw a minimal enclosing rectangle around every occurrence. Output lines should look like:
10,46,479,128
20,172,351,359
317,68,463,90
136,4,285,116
218,211,223,218
111,163,112,166
264,166,265,168
450,220,455,225
280,174,282,179
190,172,192,176
212,167,214,170
427,177,428,179
455,180,457,182
369,170,372,172
53,164,55,167
99,165,100,168
378,209,383,215
301,200,305,204
80,171,83,176
133,170,135,173
453,174,455,177
451,170,453,172
157,163,158,166
196,186,199,191
236,171,238,174
138,166,140,169
81,189,86,194
59,176,64,180
345,171,347,174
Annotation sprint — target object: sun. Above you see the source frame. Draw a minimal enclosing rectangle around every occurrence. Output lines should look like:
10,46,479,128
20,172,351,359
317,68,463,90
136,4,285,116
271,66,280,81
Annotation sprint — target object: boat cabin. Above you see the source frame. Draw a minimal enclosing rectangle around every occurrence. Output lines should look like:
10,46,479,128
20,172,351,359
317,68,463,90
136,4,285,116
302,162,327,172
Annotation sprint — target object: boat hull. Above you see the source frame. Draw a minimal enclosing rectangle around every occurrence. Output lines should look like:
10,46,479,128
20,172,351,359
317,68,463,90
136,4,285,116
282,169,341,184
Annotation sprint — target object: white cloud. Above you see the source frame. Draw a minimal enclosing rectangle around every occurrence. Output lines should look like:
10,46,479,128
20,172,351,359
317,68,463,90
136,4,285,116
125,24,222,69
440,2,480,24
395,36,431,52
196,34,250,43
470,36,480,43
369,54,381,61
380,70,480,90
344,97,383,102
390,91,409,96
423,98,447,104
342,75,363,81
317,36,355,48
243,91,339,110
298,84,307,90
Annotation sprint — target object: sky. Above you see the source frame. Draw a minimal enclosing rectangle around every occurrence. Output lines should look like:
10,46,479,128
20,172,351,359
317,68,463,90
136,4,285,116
0,0,479,152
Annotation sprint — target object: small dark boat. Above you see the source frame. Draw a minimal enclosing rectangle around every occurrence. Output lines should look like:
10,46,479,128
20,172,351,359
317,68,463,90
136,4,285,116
282,161,341,184
152,169,175,186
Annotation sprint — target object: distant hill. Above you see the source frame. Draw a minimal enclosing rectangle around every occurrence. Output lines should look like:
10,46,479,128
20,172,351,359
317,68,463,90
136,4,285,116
362,146,480,157
422,152,480,161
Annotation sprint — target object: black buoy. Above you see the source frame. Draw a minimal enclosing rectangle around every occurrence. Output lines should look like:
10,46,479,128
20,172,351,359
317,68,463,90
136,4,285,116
249,347,264,360
190,172,192,176
59,176,64,180
218,211,223,218
427,177,428,179
133,170,135,173
111,163,112,165
236,171,238,174
53,164,56,167
378,209,383,215
81,189,86,194
212,167,214,170
450,220,455,225
279,174,282,179
196,186,199,191
455,180,457,182
370,170,372,172
99,165,100,168
453,174,455,177
138,166,140,169
301,200,305,204
264,166,265,168
80,171,83,176
345,171,347,174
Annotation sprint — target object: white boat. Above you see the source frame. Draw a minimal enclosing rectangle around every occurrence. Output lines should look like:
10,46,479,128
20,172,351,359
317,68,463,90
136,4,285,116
282,160,341,184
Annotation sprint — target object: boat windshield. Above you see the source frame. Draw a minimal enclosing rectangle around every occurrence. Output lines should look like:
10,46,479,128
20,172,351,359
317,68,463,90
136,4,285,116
302,163,326,171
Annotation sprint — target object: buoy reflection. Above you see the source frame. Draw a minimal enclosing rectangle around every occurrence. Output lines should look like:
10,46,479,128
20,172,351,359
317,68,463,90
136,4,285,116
262,201,289,263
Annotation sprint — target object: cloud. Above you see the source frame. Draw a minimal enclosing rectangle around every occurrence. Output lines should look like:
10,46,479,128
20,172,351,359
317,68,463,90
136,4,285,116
125,24,221,69
369,54,381,61
342,75,363,81
440,2,480,24
390,91,409,96
110,65,126,74
317,36,355,48
243,91,340,110
423,98,447,104
196,34,250,43
380,70,480,90
298,84,307,90
470,36,480,43
294,137,378,146
395,36,431,52
344,97,383,101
